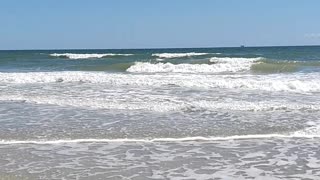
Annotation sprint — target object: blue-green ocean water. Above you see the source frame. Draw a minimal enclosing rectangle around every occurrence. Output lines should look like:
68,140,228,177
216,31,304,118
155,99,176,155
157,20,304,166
1,46,320,73
1,46,320,179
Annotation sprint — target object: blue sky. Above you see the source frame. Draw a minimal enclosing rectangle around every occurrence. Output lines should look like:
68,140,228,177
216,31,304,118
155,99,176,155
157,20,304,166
1,0,320,49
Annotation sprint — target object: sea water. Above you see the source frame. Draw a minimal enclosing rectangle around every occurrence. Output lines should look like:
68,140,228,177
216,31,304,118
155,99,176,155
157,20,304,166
0,46,320,179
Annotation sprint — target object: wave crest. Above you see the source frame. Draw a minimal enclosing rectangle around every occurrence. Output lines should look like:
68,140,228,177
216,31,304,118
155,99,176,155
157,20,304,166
152,52,214,58
50,53,133,59
127,57,261,73
1,72,320,93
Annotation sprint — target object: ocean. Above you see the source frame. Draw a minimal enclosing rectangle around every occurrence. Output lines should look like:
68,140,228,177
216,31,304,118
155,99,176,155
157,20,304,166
1,46,320,179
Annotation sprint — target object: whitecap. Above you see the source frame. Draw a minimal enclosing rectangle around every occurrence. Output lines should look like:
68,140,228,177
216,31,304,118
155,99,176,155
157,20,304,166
152,52,214,58
1,71,320,93
127,57,261,73
50,53,133,59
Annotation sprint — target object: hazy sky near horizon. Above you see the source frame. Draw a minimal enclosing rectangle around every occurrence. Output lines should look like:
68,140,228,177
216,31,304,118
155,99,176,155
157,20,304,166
1,0,320,49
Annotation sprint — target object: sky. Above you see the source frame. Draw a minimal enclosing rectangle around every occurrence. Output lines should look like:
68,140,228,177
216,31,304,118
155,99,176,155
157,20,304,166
1,0,320,50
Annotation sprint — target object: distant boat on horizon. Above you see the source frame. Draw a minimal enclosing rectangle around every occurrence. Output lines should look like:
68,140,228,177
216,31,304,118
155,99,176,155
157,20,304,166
240,45,245,48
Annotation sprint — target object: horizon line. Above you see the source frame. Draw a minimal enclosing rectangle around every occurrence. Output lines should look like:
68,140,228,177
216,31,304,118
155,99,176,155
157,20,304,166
1,44,320,51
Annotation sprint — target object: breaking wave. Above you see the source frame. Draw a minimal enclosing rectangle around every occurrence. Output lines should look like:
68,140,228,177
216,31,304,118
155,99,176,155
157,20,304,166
152,52,218,58
1,71,320,93
127,57,262,73
50,53,133,59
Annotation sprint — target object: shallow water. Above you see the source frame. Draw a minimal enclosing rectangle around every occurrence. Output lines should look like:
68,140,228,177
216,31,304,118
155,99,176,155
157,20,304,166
1,138,320,179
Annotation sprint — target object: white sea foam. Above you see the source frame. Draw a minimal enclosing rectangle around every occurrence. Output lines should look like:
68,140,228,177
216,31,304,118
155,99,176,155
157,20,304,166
152,52,215,58
292,124,320,137
1,95,319,113
193,100,320,112
1,133,320,144
50,53,133,59
1,71,320,93
0,95,185,112
209,57,261,64
127,62,243,73
127,57,261,73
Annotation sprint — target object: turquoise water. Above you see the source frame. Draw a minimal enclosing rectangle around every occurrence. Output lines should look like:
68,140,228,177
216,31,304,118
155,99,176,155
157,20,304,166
1,46,320,179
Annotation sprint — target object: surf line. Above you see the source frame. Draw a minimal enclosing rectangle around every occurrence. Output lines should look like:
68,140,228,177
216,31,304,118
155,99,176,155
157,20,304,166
1,134,320,144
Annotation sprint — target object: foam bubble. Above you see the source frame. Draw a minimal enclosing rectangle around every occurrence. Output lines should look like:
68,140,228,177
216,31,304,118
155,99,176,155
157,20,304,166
50,53,133,59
